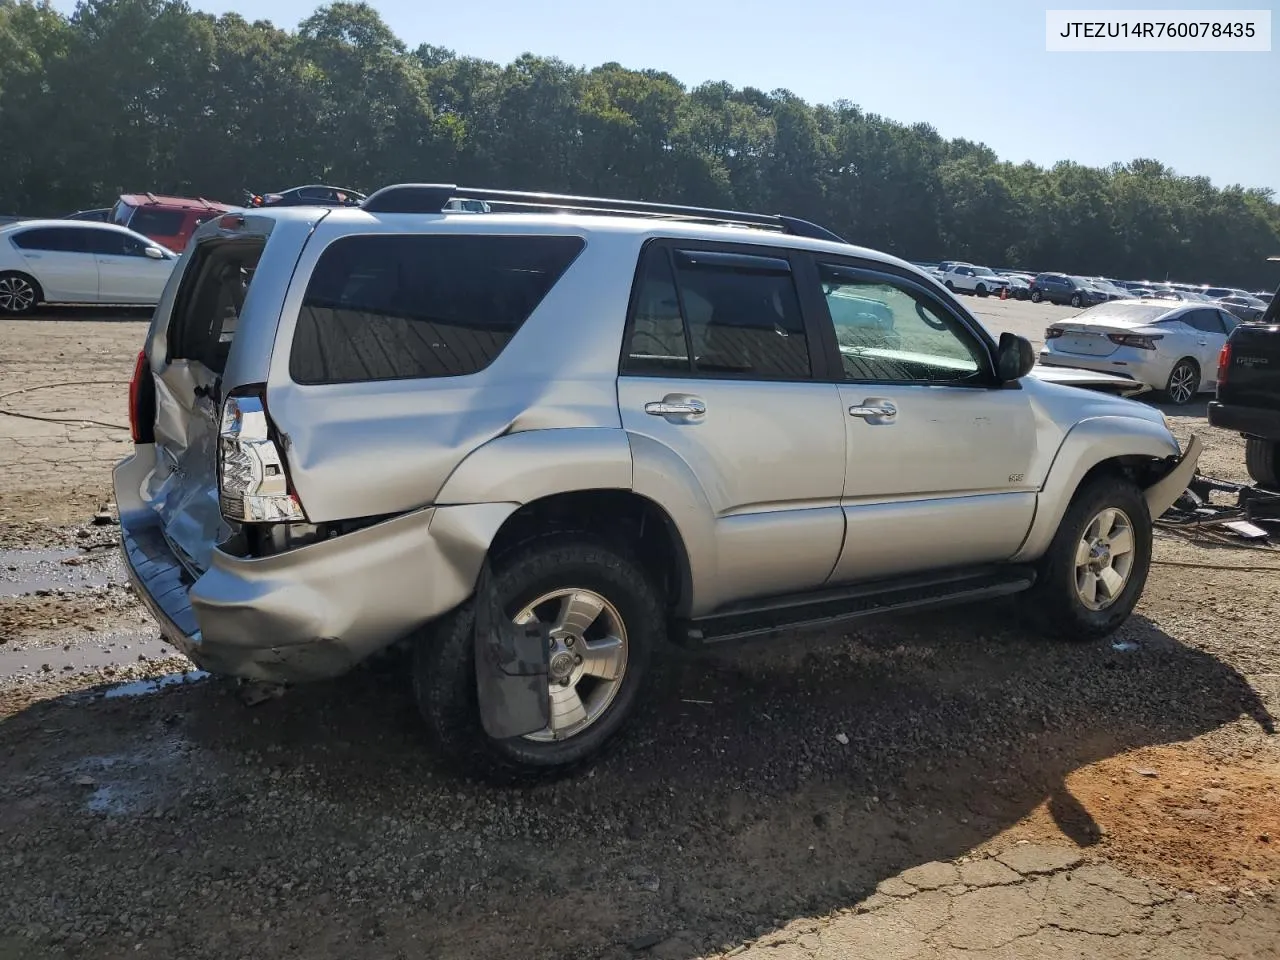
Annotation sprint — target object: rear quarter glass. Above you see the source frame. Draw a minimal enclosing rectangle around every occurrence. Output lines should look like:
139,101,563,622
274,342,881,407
288,233,586,384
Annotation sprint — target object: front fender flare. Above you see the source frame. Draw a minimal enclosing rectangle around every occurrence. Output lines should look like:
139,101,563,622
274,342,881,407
1012,415,1184,563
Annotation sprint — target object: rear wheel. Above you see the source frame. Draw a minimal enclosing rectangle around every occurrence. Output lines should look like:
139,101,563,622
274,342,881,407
1030,289,1043,303
1245,438,1280,489
1070,292,1083,308
1023,475,1152,641
0,272,40,315
413,535,662,782
945,280,956,292
1161,359,1199,405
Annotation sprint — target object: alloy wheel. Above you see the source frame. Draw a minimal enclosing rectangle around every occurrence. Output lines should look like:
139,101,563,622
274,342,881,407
1168,363,1197,404
1074,507,1136,611
514,588,629,742
0,276,36,314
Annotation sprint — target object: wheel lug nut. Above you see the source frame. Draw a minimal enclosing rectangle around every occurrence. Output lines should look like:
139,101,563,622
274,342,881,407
565,637,575,647
574,655,583,665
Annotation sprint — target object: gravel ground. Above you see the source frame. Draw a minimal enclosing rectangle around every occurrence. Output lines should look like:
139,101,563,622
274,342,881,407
0,303,1277,959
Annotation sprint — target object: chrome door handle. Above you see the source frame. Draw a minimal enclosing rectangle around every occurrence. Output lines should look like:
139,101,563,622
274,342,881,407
848,400,897,422
645,397,706,419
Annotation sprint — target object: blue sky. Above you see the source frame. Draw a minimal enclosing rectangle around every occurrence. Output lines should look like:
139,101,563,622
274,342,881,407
53,0,1280,193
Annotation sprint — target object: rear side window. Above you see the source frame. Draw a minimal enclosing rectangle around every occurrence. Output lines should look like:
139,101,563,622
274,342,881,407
129,208,187,236
621,244,810,379
290,234,585,384
10,227,88,252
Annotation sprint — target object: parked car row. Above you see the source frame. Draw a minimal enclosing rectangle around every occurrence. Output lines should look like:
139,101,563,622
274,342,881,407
920,260,1275,322
0,183,370,314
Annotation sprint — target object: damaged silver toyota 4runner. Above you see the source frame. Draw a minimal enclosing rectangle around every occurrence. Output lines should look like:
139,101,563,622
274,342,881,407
115,185,1201,780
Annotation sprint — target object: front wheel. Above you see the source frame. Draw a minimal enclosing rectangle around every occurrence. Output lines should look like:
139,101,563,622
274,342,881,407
413,536,662,782
0,272,40,315
1030,289,1043,303
1023,475,1152,641
976,284,988,297
1070,292,1083,308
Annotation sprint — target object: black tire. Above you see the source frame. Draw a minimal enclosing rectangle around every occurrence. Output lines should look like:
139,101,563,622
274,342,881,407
1030,289,1043,303
0,272,41,316
1023,474,1152,642
412,535,663,783
1070,292,1083,308
976,284,988,297
1245,438,1280,489
1160,358,1199,406
945,280,956,292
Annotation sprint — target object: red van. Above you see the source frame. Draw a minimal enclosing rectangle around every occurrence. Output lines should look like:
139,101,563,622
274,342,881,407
110,193,235,252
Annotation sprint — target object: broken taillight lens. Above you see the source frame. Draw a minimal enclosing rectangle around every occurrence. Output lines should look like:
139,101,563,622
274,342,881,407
1217,342,1232,385
217,392,305,523
128,349,155,444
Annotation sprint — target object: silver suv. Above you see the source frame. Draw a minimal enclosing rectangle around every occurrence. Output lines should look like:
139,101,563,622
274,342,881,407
115,185,1201,780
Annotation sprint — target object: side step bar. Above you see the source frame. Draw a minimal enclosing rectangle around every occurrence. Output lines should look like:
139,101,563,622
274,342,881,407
676,565,1037,645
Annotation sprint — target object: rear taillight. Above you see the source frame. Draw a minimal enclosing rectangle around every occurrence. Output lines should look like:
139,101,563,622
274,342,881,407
1107,333,1162,350
217,391,305,523
1217,342,1232,385
1045,327,1063,340
128,349,155,444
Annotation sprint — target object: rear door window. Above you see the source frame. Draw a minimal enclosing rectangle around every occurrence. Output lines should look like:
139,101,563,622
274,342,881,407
168,239,263,375
290,234,585,384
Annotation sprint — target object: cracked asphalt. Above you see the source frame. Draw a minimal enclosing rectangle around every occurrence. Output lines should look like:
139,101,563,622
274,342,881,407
721,845,1279,960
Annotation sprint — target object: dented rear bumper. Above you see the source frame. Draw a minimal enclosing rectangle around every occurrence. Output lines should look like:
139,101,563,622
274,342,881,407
114,449,516,683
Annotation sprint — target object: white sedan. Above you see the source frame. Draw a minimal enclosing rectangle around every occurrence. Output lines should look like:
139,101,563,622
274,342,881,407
1039,299,1240,405
0,220,178,315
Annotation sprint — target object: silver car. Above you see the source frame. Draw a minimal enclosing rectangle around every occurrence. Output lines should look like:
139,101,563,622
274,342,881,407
1039,299,1240,404
115,186,1201,779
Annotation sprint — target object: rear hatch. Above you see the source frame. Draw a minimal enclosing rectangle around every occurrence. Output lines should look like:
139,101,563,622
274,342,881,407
135,211,320,573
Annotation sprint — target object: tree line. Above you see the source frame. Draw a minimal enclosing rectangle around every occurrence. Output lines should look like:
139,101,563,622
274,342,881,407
2,0,1278,288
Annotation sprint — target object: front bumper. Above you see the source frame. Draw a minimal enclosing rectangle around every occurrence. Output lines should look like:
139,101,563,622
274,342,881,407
1208,401,1280,442
1144,433,1204,519
114,451,515,684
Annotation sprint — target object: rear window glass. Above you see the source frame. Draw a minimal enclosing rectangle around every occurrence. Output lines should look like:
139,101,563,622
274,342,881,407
1076,302,1168,324
129,208,186,236
290,234,585,384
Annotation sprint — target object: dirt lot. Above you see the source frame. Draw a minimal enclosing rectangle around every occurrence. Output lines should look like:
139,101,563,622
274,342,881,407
1,301,1277,960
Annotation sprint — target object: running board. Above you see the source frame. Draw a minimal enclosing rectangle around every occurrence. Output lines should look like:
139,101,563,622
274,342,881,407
676,565,1037,645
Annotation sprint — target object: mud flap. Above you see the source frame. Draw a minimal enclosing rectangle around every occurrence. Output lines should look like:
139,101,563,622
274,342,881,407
473,561,550,739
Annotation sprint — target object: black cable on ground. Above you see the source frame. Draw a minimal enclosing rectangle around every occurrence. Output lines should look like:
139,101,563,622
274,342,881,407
0,380,131,430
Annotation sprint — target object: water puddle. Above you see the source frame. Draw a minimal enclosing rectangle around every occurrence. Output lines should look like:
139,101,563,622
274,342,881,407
0,626,173,680
102,670,209,699
0,547,120,599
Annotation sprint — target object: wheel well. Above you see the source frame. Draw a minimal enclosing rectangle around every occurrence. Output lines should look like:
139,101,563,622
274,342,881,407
1076,455,1170,497
487,490,692,613
0,270,43,301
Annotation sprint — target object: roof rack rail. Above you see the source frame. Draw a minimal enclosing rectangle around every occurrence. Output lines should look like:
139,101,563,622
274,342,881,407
359,183,847,244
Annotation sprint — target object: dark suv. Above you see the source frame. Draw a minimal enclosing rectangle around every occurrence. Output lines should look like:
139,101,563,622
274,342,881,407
1029,273,1106,308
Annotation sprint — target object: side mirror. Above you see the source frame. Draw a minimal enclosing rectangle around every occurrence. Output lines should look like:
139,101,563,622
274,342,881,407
997,331,1036,382
144,246,165,260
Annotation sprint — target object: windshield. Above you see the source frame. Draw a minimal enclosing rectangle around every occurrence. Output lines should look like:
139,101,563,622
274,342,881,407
110,199,135,227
